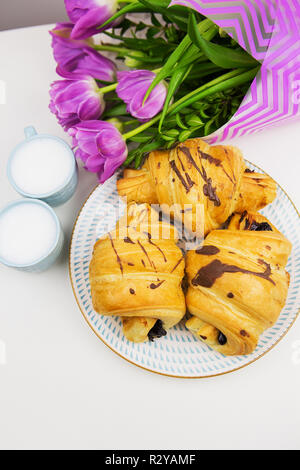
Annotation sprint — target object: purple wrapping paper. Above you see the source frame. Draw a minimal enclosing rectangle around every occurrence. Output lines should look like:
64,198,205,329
170,0,300,143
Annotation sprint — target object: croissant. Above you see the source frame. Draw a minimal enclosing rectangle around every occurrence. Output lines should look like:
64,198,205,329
185,212,292,355
117,139,277,236
89,202,186,343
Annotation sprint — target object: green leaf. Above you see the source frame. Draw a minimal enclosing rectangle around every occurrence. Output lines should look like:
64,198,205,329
135,152,146,169
119,19,132,35
151,13,161,27
186,114,204,127
204,117,217,135
169,67,259,116
188,13,259,69
129,135,152,143
175,113,188,130
104,103,127,118
164,129,180,138
124,150,139,166
138,0,189,29
146,26,159,39
158,64,192,132
138,0,170,8
143,33,192,103
104,32,167,52
161,134,176,142
98,3,148,29
187,62,220,80
143,18,216,103
126,53,161,64
179,129,194,142
197,105,211,120
142,140,164,153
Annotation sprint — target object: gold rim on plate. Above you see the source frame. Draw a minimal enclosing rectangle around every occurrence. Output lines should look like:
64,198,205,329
69,160,300,379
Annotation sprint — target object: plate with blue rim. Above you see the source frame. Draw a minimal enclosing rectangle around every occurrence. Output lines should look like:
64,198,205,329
69,162,300,378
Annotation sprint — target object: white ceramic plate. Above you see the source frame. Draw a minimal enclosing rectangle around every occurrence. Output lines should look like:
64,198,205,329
69,162,300,378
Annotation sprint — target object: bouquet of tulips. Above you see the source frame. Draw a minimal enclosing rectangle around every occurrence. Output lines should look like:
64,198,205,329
49,0,260,183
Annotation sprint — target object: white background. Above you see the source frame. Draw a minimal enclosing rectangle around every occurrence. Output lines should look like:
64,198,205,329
0,25,299,450
1,0,67,31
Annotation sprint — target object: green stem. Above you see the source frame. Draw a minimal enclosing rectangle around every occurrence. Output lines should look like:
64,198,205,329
123,67,259,140
123,117,161,141
169,67,259,115
168,69,244,115
122,119,138,127
100,83,118,94
94,45,130,55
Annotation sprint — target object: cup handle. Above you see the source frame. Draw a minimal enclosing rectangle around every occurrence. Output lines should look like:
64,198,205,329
24,126,37,140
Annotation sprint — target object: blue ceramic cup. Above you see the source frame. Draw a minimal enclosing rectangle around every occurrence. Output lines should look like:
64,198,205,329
7,126,78,207
0,199,64,272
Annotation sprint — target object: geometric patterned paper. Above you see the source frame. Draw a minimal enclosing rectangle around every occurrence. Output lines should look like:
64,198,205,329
170,0,300,142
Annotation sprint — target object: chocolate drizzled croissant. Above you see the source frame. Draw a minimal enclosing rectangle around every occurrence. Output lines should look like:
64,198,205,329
185,213,292,356
117,139,277,236
89,203,186,343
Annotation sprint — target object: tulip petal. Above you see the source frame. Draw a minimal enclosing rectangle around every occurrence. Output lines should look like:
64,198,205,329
78,95,103,120
50,22,115,82
49,78,104,131
68,120,128,183
65,0,118,40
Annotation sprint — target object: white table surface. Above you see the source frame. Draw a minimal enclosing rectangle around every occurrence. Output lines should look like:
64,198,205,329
0,25,299,451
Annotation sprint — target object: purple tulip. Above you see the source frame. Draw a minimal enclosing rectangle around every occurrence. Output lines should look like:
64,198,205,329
49,76,105,131
116,70,167,122
69,121,128,183
65,0,118,40
50,23,116,81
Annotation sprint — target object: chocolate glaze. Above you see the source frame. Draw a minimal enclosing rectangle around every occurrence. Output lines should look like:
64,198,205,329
179,146,221,206
221,213,234,230
170,256,184,273
199,150,220,166
192,259,275,288
196,245,220,256
108,233,123,275
170,160,194,193
199,150,235,184
240,329,250,337
244,217,273,232
218,332,227,345
149,280,165,289
249,221,273,232
124,236,134,244
239,211,248,225
138,240,156,270
148,320,167,342
178,155,195,190
181,275,189,294
145,232,167,262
